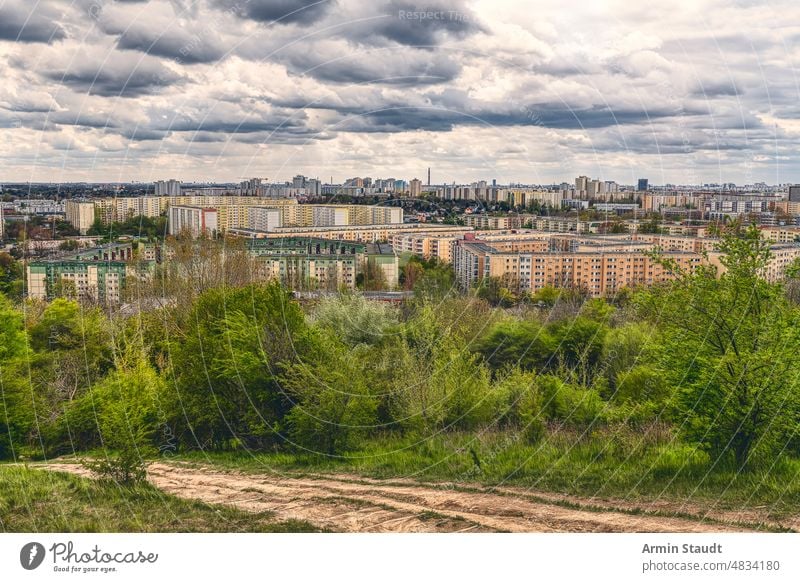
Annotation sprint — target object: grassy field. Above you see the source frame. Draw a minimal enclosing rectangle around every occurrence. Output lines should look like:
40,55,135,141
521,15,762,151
0,464,323,533
175,427,800,518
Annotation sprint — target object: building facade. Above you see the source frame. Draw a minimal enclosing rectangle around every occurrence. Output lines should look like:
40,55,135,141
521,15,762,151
65,200,96,234
26,242,154,303
245,237,399,291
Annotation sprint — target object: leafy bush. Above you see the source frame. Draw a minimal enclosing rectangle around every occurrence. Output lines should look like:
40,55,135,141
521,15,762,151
537,375,605,428
283,341,378,455
312,294,399,347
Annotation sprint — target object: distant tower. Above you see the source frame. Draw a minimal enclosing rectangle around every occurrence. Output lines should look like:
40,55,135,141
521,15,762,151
427,167,431,186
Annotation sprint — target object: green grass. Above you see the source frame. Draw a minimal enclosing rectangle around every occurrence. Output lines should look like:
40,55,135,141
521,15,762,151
0,465,323,533
174,426,800,519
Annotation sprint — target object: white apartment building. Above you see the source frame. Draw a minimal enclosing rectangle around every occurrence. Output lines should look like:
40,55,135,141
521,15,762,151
248,207,283,232
312,206,349,226
65,200,96,234
154,179,182,196
168,206,219,237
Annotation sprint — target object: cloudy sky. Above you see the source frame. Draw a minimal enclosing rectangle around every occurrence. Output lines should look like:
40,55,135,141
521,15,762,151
0,0,798,185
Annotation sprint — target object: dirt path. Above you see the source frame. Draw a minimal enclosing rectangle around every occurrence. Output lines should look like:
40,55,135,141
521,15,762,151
41,462,776,533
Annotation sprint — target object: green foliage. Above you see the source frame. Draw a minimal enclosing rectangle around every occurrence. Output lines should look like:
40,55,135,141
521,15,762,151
401,256,455,299
537,374,605,428
88,215,167,239
475,320,555,372
601,323,654,393
356,257,388,291
529,285,562,306
61,357,160,453
613,365,668,404
0,296,37,459
0,252,23,299
476,276,517,307
168,282,310,450
311,294,399,346
476,316,608,385
283,339,378,455
640,225,800,468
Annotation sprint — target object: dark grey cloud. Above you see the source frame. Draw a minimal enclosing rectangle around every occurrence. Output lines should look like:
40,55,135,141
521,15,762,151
50,111,121,129
335,99,705,134
367,0,485,46
285,49,461,85
42,56,183,97
214,0,334,25
144,100,309,135
115,28,227,64
691,79,743,97
0,2,66,43
1,96,56,113
119,127,172,140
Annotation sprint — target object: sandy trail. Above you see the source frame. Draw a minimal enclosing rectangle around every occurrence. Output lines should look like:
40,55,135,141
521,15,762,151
40,462,780,533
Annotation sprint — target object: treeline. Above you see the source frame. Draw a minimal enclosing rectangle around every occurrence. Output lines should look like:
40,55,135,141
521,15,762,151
1,226,799,473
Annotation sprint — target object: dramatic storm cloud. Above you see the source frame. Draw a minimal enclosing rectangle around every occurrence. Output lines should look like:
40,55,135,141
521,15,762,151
0,0,799,183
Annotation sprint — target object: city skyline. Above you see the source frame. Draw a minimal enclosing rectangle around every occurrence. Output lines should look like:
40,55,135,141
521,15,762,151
1,0,799,184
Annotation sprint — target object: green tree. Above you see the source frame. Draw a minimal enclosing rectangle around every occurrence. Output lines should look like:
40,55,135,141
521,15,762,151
476,276,516,307
476,320,555,372
357,258,388,291
28,299,112,407
640,225,800,468
0,252,23,299
312,294,399,347
282,339,378,455
0,296,37,459
168,283,312,450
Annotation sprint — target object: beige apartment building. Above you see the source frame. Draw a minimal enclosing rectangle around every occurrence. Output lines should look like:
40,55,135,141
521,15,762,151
760,226,800,243
77,195,403,235
453,239,704,297
640,193,701,212
453,232,800,297
65,200,97,234
230,223,472,244
463,214,535,230
390,232,465,263
72,196,298,228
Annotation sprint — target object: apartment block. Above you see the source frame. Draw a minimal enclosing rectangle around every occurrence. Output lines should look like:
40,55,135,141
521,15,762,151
248,207,283,232
168,206,219,237
453,239,703,297
230,223,472,244
453,231,800,297
389,232,465,263
26,242,154,303
65,200,96,234
245,237,398,291
463,214,534,230
72,196,298,229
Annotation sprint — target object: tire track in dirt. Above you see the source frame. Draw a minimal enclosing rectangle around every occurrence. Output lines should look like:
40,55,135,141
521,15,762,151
41,462,763,533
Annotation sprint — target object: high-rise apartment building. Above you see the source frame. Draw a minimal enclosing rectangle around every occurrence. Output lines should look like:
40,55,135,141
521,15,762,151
248,207,282,232
65,200,96,234
410,178,422,197
168,206,219,237
154,179,182,196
